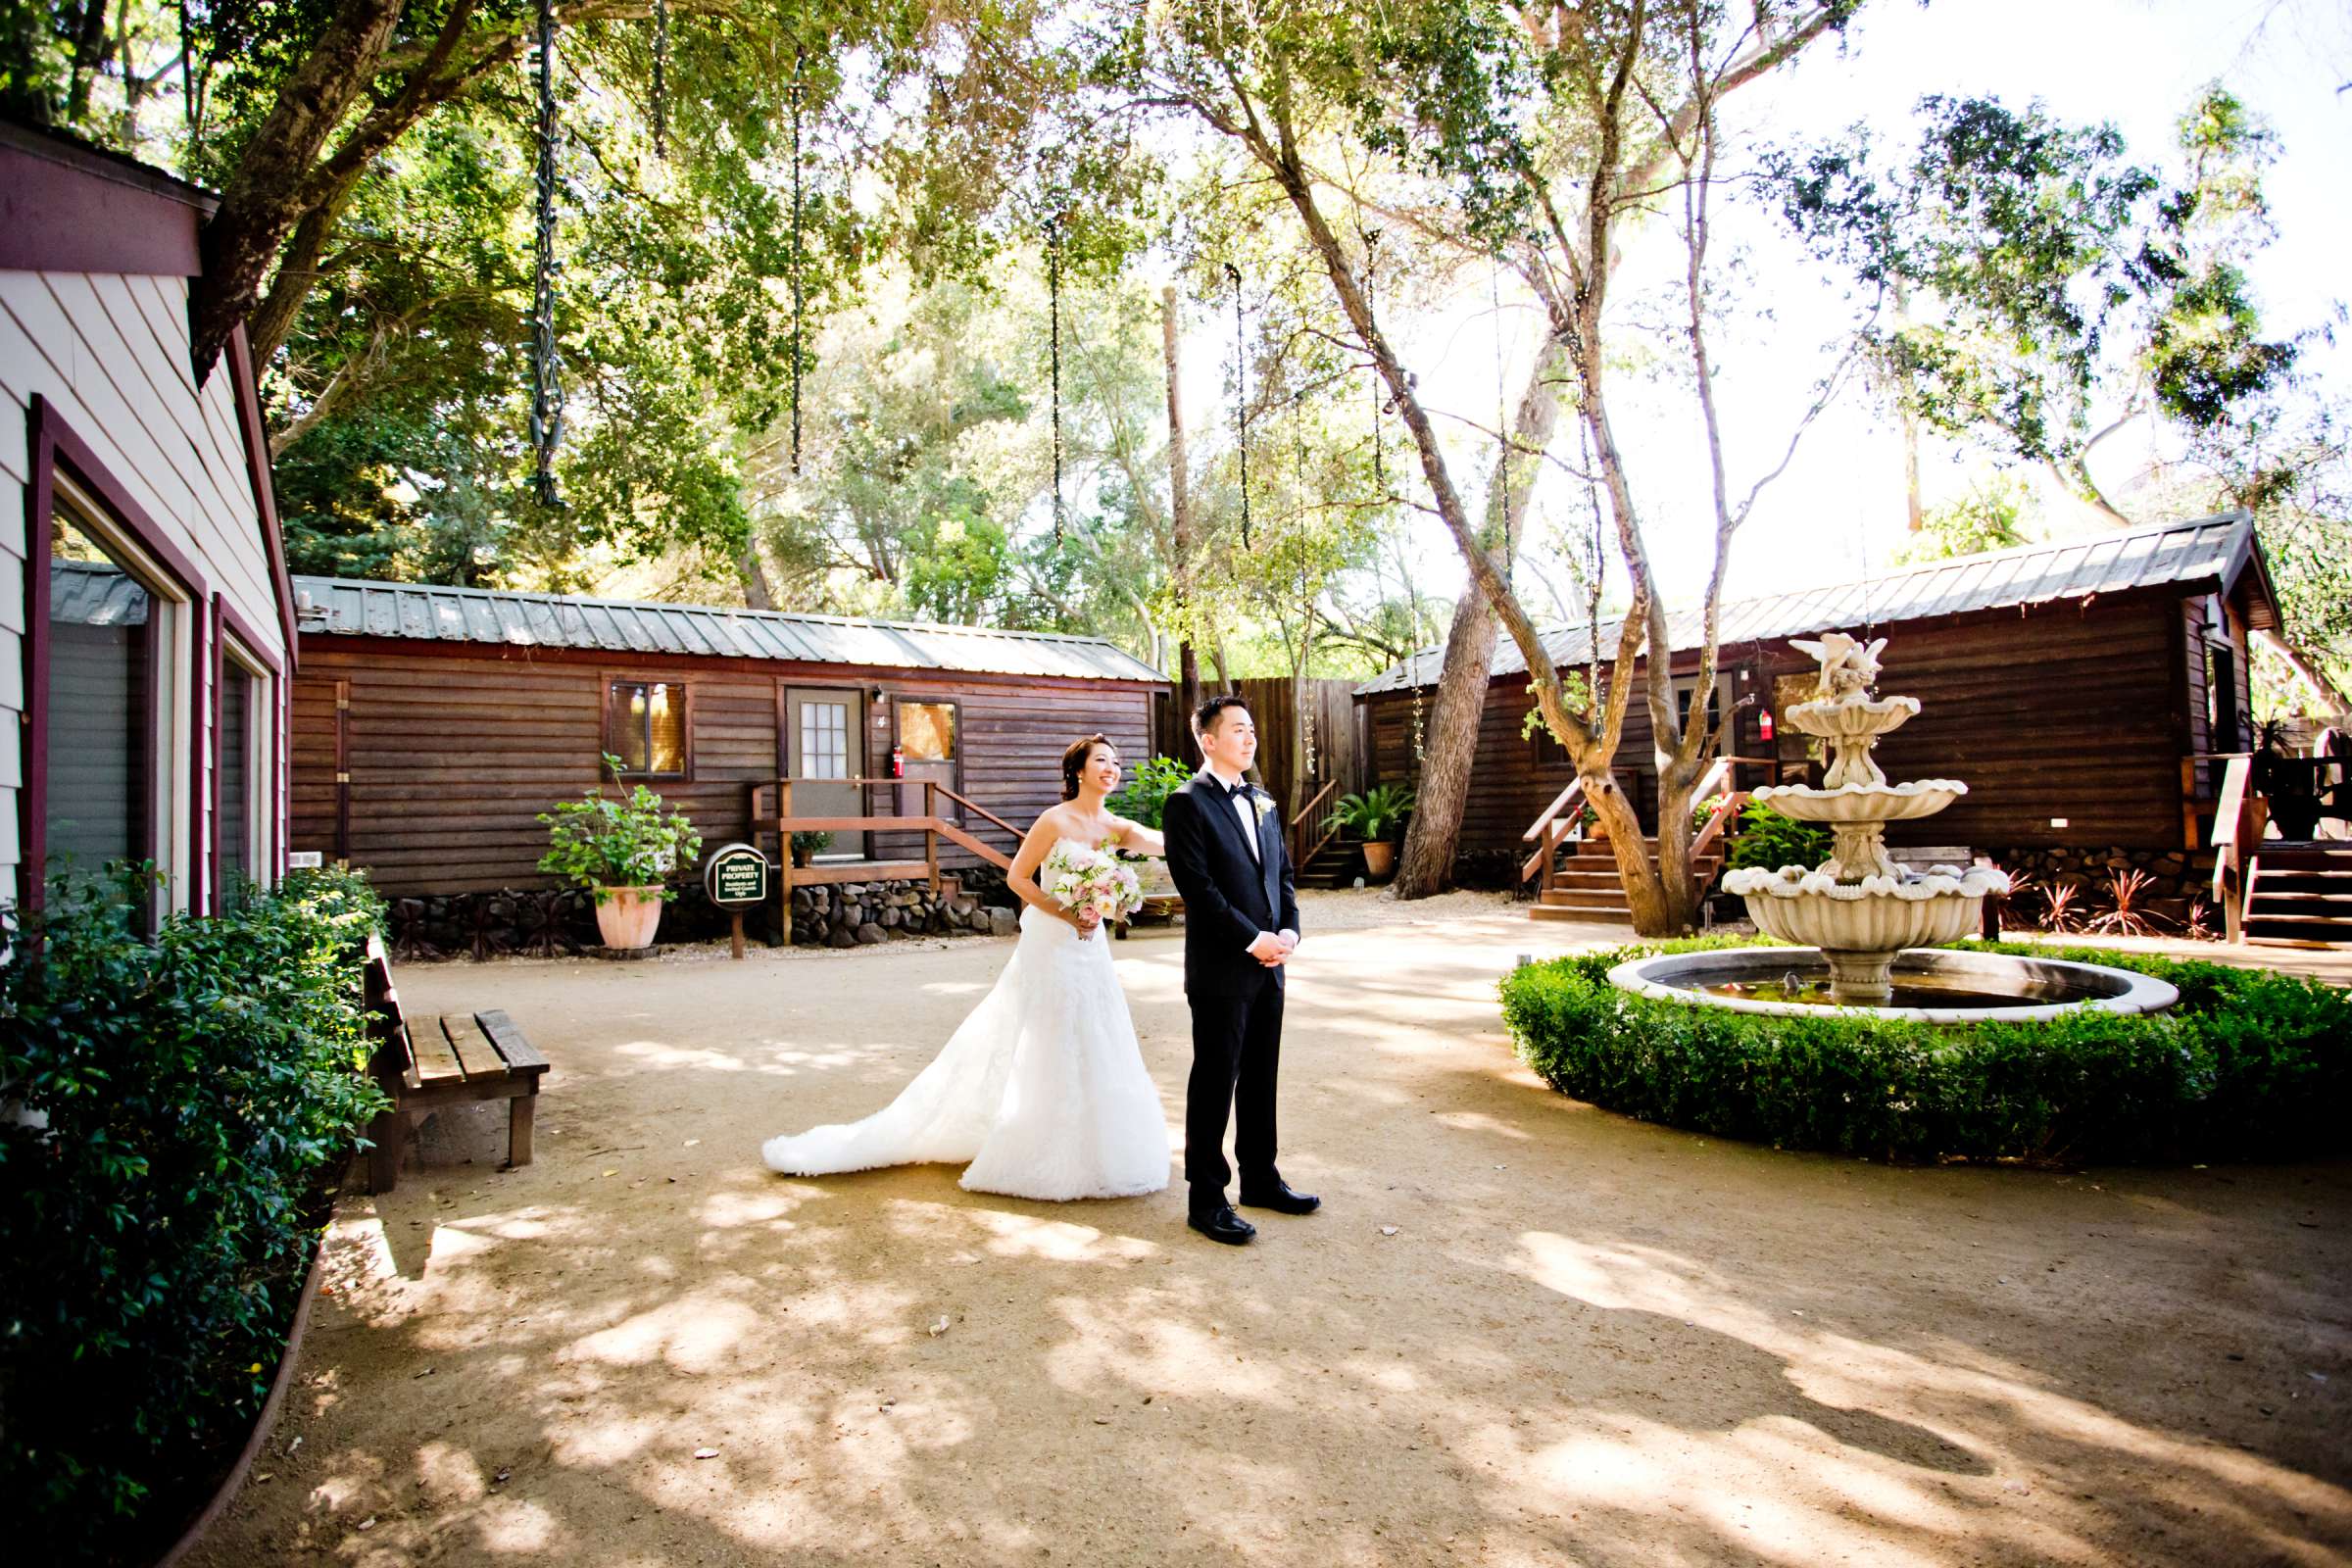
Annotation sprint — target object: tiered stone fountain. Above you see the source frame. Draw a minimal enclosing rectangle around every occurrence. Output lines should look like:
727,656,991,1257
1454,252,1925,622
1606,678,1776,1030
1610,633,2177,1021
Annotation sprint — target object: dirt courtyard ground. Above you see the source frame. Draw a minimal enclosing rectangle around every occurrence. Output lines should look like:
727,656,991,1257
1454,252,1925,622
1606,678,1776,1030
197,892,2352,1566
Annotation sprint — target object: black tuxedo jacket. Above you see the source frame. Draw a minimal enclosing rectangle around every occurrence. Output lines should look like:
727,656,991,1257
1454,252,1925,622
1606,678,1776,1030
1162,775,1300,998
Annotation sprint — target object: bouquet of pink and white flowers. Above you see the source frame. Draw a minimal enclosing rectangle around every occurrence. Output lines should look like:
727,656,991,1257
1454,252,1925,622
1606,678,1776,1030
1041,840,1144,924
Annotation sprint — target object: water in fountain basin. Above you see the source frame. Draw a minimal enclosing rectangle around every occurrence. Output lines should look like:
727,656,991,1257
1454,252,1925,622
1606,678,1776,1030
1695,974,2080,1009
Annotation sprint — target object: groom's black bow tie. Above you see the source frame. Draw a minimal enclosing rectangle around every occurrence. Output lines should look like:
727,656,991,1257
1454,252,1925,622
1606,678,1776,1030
1223,780,1251,800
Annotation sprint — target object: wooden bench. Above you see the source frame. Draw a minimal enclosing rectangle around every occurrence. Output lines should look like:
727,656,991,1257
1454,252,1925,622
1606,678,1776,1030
361,934,550,1194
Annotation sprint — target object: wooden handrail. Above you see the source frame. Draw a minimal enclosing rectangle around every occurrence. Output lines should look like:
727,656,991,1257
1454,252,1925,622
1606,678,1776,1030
1290,778,1342,868
1522,777,1590,843
1290,777,1339,832
1690,789,1752,860
933,783,1024,844
2210,754,2251,943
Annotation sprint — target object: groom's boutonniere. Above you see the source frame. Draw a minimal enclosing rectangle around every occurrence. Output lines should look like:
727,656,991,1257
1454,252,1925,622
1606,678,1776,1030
1250,791,1277,826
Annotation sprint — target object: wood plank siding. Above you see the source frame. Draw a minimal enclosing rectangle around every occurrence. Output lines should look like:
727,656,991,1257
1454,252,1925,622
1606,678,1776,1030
1364,589,2214,857
291,637,1158,896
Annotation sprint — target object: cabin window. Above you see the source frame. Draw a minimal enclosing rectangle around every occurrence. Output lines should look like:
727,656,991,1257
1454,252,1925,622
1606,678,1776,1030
606,679,687,776
897,702,956,761
46,510,176,894
217,647,269,897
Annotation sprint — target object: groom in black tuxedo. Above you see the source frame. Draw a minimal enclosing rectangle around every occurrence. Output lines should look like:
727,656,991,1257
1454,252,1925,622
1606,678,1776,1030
1160,694,1318,1245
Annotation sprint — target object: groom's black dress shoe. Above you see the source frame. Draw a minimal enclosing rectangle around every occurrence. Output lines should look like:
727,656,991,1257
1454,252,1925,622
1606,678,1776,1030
1239,1180,1320,1215
1187,1205,1256,1245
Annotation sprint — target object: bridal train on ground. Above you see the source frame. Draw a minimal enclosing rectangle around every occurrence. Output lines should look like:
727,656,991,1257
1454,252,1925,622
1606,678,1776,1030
761,853,1171,1201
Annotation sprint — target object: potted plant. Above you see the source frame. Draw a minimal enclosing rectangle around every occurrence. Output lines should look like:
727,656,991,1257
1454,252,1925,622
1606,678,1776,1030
1325,783,1417,880
537,756,703,951
790,830,835,868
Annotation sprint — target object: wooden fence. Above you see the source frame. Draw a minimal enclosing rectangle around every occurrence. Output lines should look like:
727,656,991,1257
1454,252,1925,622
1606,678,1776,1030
1148,677,1369,815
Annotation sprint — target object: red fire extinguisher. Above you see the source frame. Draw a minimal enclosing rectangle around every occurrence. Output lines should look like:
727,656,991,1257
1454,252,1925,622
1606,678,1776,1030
890,743,905,779
1758,709,1775,743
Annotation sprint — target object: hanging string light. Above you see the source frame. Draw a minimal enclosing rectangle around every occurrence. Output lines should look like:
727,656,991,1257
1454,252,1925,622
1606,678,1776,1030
1048,213,1066,541
788,54,805,476
650,0,669,160
1224,261,1250,548
528,0,564,508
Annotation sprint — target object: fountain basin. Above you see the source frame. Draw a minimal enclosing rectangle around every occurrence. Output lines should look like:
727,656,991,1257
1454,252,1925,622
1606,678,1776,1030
1608,946,2179,1023
1787,695,1920,739
1753,782,1968,823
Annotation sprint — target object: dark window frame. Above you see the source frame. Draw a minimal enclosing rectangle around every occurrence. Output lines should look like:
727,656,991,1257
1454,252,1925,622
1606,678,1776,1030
891,695,965,820
212,594,283,907
601,672,695,781
22,395,210,921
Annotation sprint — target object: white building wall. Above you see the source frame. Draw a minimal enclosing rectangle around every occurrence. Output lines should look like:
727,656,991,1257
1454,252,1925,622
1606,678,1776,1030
0,268,289,912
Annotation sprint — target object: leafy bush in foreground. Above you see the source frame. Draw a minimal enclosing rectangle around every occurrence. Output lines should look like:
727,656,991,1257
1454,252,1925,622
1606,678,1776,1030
0,867,390,1563
1498,938,2351,1166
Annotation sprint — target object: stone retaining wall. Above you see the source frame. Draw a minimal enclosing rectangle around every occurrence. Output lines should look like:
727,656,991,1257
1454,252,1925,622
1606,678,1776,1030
787,880,1006,947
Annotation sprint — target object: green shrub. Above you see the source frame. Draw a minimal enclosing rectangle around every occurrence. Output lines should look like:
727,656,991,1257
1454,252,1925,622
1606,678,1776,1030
1498,938,2351,1166
1108,756,1194,830
537,755,703,902
0,866,392,1563
1722,801,1832,872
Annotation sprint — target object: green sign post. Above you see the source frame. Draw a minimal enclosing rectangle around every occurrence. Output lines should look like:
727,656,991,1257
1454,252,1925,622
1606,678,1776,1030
703,843,771,958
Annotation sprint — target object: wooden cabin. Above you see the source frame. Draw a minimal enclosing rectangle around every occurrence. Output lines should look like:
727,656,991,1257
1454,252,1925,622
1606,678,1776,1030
288,577,1168,899
1356,514,2286,912
2,124,298,918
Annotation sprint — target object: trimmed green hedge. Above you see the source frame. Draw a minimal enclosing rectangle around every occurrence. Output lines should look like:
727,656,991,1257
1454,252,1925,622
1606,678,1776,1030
1498,937,2352,1165
1,866,391,1564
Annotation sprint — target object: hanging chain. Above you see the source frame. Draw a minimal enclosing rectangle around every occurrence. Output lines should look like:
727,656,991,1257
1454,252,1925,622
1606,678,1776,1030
651,0,669,160
1048,215,1065,540
789,57,804,476
529,0,564,508
1492,255,1512,587
1225,262,1250,548
1359,223,1384,491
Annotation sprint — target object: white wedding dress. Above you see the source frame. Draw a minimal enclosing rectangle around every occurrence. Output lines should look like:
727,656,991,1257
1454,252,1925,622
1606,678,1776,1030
761,846,1171,1200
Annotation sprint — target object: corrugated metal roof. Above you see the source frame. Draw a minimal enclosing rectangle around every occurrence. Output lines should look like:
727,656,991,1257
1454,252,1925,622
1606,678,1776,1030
290,575,1168,683
52,559,151,627
1356,512,2260,696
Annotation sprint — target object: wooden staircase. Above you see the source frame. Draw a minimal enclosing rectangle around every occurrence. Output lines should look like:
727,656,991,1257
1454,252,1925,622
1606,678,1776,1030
1519,757,1755,924
1297,834,1365,890
2242,843,2352,947
1530,837,1726,922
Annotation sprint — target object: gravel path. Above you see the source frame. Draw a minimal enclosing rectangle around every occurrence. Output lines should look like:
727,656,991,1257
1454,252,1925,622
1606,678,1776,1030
196,891,2352,1566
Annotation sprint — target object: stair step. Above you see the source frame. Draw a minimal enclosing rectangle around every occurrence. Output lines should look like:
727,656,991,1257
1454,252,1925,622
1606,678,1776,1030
2246,890,2352,904
2245,911,2352,926
1529,904,1632,923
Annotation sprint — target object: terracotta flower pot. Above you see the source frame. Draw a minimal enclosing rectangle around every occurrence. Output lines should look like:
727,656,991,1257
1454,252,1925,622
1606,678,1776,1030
595,885,666,950
1362,841,1398,879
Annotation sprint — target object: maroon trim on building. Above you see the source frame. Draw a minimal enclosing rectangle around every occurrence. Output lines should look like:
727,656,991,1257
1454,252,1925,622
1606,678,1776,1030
21,395,211,916
190,594,210,915
210,593,286,906
226,325,300,667
0,123,209,277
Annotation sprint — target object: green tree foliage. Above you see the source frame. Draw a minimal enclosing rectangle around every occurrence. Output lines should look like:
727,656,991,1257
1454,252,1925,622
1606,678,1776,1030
1889,473,2034,565
1772,87,2298,520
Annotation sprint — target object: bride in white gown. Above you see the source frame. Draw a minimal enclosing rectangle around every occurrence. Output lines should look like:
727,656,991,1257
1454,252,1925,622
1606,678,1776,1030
760,734,1172,1200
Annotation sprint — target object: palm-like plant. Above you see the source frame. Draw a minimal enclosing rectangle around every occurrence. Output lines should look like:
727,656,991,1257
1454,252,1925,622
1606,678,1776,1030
2086,868,2159,939
1324,783,1417,844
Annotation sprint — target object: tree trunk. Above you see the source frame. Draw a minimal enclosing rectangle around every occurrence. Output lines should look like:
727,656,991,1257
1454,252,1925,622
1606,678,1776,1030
739,545,776,611
191,0,413,382
1394,330,1575,899
1164,285,1203,728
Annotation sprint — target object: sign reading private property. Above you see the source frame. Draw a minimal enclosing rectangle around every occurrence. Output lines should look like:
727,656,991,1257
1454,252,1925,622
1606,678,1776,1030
704,842,770,907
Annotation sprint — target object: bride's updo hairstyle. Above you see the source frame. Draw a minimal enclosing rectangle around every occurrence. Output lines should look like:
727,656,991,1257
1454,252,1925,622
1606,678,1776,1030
1060,733,1115,801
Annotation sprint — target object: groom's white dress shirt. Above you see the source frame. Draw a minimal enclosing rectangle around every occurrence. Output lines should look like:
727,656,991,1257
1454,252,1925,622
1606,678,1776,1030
1198,764,1298,952
1198,763,1261,862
